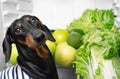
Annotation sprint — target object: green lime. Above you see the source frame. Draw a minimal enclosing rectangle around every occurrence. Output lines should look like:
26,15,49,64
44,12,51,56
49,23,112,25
70,28,84,36
67,32,83,49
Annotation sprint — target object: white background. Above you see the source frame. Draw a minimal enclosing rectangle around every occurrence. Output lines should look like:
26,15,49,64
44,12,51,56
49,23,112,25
33,0,113,29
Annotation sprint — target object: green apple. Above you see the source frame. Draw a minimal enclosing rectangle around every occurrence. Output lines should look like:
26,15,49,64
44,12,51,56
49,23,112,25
55,42,77,67
10,44,18,65
53,29,68,44
46,40,56,57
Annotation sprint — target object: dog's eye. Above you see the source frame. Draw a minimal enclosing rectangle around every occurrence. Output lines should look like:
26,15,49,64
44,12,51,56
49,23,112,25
15,28,22,34
30,18,38,27
30,18,36,24
31,18,36,23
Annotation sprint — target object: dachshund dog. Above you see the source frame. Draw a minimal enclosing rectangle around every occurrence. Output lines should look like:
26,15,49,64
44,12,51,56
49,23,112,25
1,15,59,79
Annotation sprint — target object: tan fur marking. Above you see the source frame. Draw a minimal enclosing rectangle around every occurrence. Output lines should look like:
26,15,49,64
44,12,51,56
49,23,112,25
25,35,35,48
35,46,49,59
17,34,36,48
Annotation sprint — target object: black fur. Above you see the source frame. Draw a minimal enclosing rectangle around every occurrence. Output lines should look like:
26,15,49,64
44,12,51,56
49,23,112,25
2,15,59,79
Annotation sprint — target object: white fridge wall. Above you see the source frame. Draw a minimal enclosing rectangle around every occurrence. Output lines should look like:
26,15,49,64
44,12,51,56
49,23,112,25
33,0,113,29
0,0,6,70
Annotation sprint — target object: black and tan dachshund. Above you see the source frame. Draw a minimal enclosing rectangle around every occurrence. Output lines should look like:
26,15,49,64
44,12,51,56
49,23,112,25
1,15,59,79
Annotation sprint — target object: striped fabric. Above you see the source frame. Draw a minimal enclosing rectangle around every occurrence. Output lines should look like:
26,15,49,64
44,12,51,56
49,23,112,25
0,65,34,79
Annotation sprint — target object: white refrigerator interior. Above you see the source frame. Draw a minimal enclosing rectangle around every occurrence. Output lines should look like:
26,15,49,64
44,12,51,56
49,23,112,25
33,0,113,29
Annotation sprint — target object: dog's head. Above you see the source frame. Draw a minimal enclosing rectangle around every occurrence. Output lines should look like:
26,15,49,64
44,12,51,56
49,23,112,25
2,15,55,62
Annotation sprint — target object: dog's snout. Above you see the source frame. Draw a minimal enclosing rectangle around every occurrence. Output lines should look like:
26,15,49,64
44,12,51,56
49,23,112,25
31,30,45,41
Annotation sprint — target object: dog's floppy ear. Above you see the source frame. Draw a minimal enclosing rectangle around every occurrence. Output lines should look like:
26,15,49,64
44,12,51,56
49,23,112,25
2,27,13,63
41,25,55,42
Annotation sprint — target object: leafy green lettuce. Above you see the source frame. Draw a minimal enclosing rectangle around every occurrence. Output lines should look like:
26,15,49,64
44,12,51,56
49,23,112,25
67,9,114,33
75,45,90,79
67,9,120,79
84,27,120,79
